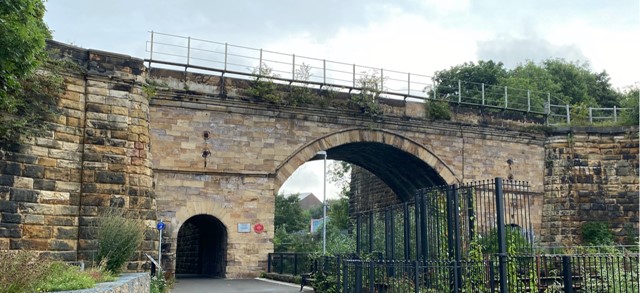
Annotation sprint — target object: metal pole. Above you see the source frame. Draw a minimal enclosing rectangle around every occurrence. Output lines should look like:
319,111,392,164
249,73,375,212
408,73,411,96
292,54,296,80
259,49,263,73
562,256,574,293
589,108,593,123
323,60,326,85
458,80,462,103
495,178,508,293
614,106,618,122
224,43,228,71
186,37,191,66
547,93,551,114
380,68,384,90
149,31,154,68
504,87,508,108
527,90,531,112
482,83,485,105
158,218,162,271
320,151,327,255
353,64,356,88
566,104,571,124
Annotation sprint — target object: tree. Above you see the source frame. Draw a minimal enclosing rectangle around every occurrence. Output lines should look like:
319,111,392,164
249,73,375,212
619,87,639,125
327,197,349,231
501,61,561,112
0,0,62,145
431,60,508,105
274,193,308,232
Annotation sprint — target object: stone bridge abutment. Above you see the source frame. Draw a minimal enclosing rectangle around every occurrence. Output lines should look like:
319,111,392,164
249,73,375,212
0,41,636,279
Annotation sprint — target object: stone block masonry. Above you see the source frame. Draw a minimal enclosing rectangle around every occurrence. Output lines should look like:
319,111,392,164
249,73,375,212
1,40,637,280
542,127,639,246
0,40,157,271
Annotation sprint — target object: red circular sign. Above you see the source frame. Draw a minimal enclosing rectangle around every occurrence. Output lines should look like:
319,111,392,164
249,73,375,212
254,223,264,233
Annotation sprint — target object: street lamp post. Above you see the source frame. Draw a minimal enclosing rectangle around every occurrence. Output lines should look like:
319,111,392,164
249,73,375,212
317,151,328,255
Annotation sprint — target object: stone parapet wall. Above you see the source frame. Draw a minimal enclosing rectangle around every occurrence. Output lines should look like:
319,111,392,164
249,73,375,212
542,127,639,246
58,273,150,293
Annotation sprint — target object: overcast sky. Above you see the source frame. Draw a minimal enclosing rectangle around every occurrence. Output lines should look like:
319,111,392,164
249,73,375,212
44,1,639,199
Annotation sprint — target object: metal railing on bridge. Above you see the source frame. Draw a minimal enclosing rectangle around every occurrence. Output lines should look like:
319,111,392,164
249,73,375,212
145,31,631,125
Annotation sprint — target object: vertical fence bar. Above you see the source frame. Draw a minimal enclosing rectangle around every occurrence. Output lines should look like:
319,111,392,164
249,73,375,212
482,83,485,105
353,64,356,88
294,253,298,275
415,192,422,261
452,185,462,291
446,186,460,292
467,188,475,240
369,261,374,293
224,43,228,71
279,253,284,274
414,260,420,293
148,31,154,68
292,54,296,80
323,59,326,85
356,214,362,254
504,87,508,109
384,208,390,259
566,104,571,124
403,202,410,260
420,192,428,261
259,49,263,73
342,260,348,293
186,36,191,66
368,211,374,254
562,256,573,293
355,261,363,293
589,108,593,123
458,80,462,103
267,253,272,273
390,208,395,260
495,178,508,293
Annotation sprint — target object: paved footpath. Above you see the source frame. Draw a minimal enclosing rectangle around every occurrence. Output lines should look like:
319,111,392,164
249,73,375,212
171,277,314,293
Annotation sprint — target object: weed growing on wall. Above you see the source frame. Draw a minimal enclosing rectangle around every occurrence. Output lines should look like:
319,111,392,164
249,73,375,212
351,71,383,118
246,63,281,103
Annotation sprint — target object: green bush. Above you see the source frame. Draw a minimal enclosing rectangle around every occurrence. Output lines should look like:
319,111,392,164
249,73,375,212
35,262,95,292
581,222,614,246
96,208,146,274
0,250,50,293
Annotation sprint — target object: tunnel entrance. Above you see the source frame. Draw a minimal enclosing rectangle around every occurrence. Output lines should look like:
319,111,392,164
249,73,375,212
175,215,227,278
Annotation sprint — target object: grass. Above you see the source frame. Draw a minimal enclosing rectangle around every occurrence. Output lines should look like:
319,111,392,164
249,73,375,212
0,251,121,293
34,262,95,292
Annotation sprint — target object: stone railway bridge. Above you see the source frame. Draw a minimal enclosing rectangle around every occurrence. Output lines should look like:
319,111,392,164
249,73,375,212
0,41,637,279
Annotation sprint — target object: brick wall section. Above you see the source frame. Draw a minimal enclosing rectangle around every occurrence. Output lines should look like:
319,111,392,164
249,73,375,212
542,127,639,246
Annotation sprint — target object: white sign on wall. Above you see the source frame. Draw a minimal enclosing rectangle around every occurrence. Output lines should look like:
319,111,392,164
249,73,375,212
237,223,251,233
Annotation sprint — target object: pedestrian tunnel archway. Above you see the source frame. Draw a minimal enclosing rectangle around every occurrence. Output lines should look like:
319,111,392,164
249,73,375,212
175,214,227,278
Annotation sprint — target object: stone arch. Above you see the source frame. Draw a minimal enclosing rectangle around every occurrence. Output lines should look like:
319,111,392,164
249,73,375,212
275,128,459,200
174,214,228,278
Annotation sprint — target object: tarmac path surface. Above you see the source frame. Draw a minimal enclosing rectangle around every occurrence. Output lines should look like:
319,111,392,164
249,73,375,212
171,277,314,293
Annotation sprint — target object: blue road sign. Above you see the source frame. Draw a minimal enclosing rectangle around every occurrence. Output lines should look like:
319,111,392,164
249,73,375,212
157,221,165,231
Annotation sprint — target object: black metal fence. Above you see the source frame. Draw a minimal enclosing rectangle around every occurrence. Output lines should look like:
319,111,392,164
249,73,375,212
268,178,640,292
352,178,534,261
338,253,640,293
